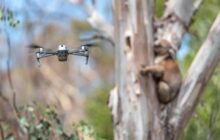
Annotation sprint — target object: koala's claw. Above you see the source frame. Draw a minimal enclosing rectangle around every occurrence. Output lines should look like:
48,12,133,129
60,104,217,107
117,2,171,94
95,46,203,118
140,65,149,75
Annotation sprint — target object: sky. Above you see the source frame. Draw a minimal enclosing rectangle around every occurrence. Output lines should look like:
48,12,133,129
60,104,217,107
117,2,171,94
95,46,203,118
0,0,189,70
0,0,112,70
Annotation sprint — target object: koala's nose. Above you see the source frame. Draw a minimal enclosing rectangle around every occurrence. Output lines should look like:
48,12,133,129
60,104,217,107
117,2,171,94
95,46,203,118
154,44,161,48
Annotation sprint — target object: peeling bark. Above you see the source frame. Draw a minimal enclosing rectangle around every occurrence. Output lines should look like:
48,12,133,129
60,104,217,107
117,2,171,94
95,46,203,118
108,0,162,139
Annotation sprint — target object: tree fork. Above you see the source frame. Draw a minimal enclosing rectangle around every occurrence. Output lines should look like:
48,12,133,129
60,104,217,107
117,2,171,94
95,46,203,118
108,0,220,140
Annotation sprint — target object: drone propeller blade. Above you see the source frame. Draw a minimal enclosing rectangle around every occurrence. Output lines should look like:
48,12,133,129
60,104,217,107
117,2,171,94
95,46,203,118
82,43,98,47
28,44,55,53
28,44,43,49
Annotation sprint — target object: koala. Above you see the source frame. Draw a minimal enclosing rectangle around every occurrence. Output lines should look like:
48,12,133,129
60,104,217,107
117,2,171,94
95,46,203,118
140,40,182,104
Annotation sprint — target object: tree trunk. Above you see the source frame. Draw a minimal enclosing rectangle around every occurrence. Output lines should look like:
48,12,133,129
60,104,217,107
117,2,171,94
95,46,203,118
108,0,220,139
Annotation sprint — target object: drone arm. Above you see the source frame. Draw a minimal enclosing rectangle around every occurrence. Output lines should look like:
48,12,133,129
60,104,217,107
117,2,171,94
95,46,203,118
42,51,58,55
37,53,55,58
42,54,55,58
68,49,85,54
35,52,57,66
68,52,87,56
69,51,89,64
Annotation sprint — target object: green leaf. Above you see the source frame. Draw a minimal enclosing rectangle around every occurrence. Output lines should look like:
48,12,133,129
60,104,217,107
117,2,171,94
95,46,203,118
27,106,35,112
19,117,29,133
55,119,63,135
62,133,77,140
6,134,14,140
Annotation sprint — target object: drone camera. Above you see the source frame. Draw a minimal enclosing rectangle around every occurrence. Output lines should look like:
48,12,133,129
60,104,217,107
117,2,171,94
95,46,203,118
57,45,68,61
58,44,67,51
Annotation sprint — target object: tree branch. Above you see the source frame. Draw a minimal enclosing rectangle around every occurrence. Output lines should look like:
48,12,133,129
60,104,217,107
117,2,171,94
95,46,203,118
4,26,21,119
164,0,204,25
69,0,114,44
193,0,204,12
0,123,4,140
3,6,21,119
170,13,220,139
154,0,204,52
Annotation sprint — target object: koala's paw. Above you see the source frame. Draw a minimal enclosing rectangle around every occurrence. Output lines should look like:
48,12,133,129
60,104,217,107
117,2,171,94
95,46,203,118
140,65,150,75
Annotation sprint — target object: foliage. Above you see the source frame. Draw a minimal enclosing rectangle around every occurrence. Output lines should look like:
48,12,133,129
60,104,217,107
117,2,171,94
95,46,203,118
155,0,165,17
0,9,19,27
85,87,113,140
0,105,103,140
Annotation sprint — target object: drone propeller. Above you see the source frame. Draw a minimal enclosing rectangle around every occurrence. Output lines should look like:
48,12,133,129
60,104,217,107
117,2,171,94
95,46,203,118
80,43,98,64
27,44,56,54
28,44,43,49
81,43,98,48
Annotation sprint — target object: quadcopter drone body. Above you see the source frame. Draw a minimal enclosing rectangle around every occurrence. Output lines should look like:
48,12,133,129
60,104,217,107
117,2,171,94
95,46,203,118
31,43,94,66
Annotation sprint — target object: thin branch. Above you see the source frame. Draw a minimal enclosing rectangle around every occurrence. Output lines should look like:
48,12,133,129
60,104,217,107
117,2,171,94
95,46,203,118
92,0,96,6
0,123,5,140
3,7,20,119
0,90,10,103
5,30,20,119
170,13,220,139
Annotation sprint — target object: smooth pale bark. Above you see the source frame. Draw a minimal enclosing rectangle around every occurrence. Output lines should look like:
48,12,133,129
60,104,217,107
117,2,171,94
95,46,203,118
165,0,203,25
170,13,220,139
108,0,164,140
108,0,197,139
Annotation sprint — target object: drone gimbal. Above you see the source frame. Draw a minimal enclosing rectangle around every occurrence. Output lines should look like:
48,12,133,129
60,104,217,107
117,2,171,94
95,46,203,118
30,43,95,66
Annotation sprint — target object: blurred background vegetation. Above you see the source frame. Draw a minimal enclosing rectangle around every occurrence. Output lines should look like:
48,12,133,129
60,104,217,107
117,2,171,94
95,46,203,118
0,0,220,140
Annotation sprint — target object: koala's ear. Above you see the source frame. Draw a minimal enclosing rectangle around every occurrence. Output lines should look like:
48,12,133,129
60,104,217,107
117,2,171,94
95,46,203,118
169,49,176,59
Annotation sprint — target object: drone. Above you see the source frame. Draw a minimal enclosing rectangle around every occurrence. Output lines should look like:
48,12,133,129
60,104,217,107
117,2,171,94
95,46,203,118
29,43,96,66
